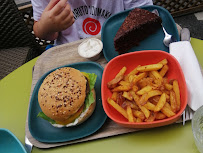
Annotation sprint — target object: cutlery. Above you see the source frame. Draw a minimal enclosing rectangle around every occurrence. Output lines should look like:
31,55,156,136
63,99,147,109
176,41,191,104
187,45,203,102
152,9,177,47
180,27,191,126
25,135,33,153
182,110,186,125
162,27,177,47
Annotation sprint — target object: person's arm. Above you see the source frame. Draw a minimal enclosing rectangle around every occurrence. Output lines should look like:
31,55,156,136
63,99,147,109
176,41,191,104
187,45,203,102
123,0,153,10
33,0,75,41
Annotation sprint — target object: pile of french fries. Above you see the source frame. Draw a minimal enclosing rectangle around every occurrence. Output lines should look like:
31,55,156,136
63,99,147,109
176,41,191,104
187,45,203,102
107,59,181,123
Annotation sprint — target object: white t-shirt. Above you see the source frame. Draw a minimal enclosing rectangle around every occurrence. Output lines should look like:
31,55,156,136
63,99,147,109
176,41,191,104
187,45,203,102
31,0,153,45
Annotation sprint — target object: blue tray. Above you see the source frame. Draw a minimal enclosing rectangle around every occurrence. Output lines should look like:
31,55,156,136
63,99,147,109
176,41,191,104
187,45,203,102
0,128,27,153
101,5,180,62
28,62,107,143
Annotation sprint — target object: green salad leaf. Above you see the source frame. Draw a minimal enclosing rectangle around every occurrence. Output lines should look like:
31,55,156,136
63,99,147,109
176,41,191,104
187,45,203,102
88,73,97,90
37,112,56,124
83,72,97,110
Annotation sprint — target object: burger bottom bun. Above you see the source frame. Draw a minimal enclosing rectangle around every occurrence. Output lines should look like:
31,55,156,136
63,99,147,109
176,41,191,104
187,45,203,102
52,89,96,128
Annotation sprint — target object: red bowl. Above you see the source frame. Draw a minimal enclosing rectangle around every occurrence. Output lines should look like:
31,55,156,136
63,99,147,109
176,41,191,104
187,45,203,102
102,50,187,128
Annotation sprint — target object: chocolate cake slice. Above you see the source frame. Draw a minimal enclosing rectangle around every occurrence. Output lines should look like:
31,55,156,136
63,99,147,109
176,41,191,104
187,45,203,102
114,8,162,54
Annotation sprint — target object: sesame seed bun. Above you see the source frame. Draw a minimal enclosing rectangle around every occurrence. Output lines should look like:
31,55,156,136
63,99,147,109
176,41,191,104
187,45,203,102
38,67,89,123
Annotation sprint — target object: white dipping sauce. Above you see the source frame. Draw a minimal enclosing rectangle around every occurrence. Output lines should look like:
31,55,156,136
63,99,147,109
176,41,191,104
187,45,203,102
78,38,103,58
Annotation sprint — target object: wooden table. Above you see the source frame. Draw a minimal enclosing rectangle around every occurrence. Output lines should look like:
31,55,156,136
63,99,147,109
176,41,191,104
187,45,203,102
0,37,203,153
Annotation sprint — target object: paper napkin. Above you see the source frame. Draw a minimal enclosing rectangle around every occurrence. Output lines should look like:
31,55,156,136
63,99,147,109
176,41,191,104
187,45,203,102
169,41,203,111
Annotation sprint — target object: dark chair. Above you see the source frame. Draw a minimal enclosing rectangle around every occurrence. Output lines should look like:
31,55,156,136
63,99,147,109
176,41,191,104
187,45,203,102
0,0,43,80
153,0,203,17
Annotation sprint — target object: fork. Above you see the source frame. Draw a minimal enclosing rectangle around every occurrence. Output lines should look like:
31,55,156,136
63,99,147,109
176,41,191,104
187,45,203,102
187,106,194,120
182,105,194,125
152,9,177,47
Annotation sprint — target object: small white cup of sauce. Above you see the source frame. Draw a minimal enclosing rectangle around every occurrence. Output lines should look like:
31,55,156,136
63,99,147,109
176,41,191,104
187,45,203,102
78,38,103,61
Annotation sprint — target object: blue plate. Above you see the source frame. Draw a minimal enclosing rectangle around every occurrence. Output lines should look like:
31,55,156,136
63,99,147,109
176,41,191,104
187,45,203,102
101,5,180,62
28,62,107,143
0,128,27,153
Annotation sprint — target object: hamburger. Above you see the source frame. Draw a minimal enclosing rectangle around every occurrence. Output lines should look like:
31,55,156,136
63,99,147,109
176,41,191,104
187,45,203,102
37,67,97,127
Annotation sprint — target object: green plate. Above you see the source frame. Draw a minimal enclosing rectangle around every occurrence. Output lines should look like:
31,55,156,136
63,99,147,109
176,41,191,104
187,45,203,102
28,62,107,143
101,5,180,62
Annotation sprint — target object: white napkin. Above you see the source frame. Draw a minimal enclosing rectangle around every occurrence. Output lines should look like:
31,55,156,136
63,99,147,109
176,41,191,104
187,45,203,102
169,41,203,111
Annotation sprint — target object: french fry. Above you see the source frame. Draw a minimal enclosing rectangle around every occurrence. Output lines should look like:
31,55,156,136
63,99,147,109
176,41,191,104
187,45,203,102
154,93,166,112
107,75,123,89
164,92,170,100
130,91,140,105
151,70,163,79
144,101,155,111
128,75,135,83
170,91,177,113
112,85,131,92
139,105,150,118
111,92,118,101
138,93,148,105
126,65,140,79
133,110,145,120
155,112,166,120
159,65,169,77
164,102,172,110
119,81,131,86
108,66,127,88
122,91,133,101
127,106,134,122
145,112,156,122
173,80,181,111
107,98,128,119
146,90,162,100
115,66,127,78
132,72,147,84
165,83,173,91
137,63,163,72
158,59,168,65
161,105,176,117
122,101,139,110
136,85,152,95
136,117,143,122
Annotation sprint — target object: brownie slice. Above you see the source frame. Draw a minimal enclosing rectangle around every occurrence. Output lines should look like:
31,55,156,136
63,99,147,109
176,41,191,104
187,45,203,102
114,8,162,54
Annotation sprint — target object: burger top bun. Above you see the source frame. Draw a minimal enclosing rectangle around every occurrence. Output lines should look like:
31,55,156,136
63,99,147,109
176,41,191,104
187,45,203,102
38,67,87,122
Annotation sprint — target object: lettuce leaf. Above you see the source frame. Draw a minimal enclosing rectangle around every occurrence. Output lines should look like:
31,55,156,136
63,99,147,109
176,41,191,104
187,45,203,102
88,73,97,90
37,112,56,124
83,72,97,110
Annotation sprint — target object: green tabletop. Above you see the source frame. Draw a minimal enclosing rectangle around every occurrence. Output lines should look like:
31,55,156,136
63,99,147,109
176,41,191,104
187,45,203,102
0,38,202,153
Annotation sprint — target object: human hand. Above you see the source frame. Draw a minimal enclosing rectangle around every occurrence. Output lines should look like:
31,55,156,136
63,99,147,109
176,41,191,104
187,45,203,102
34,0,75,40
